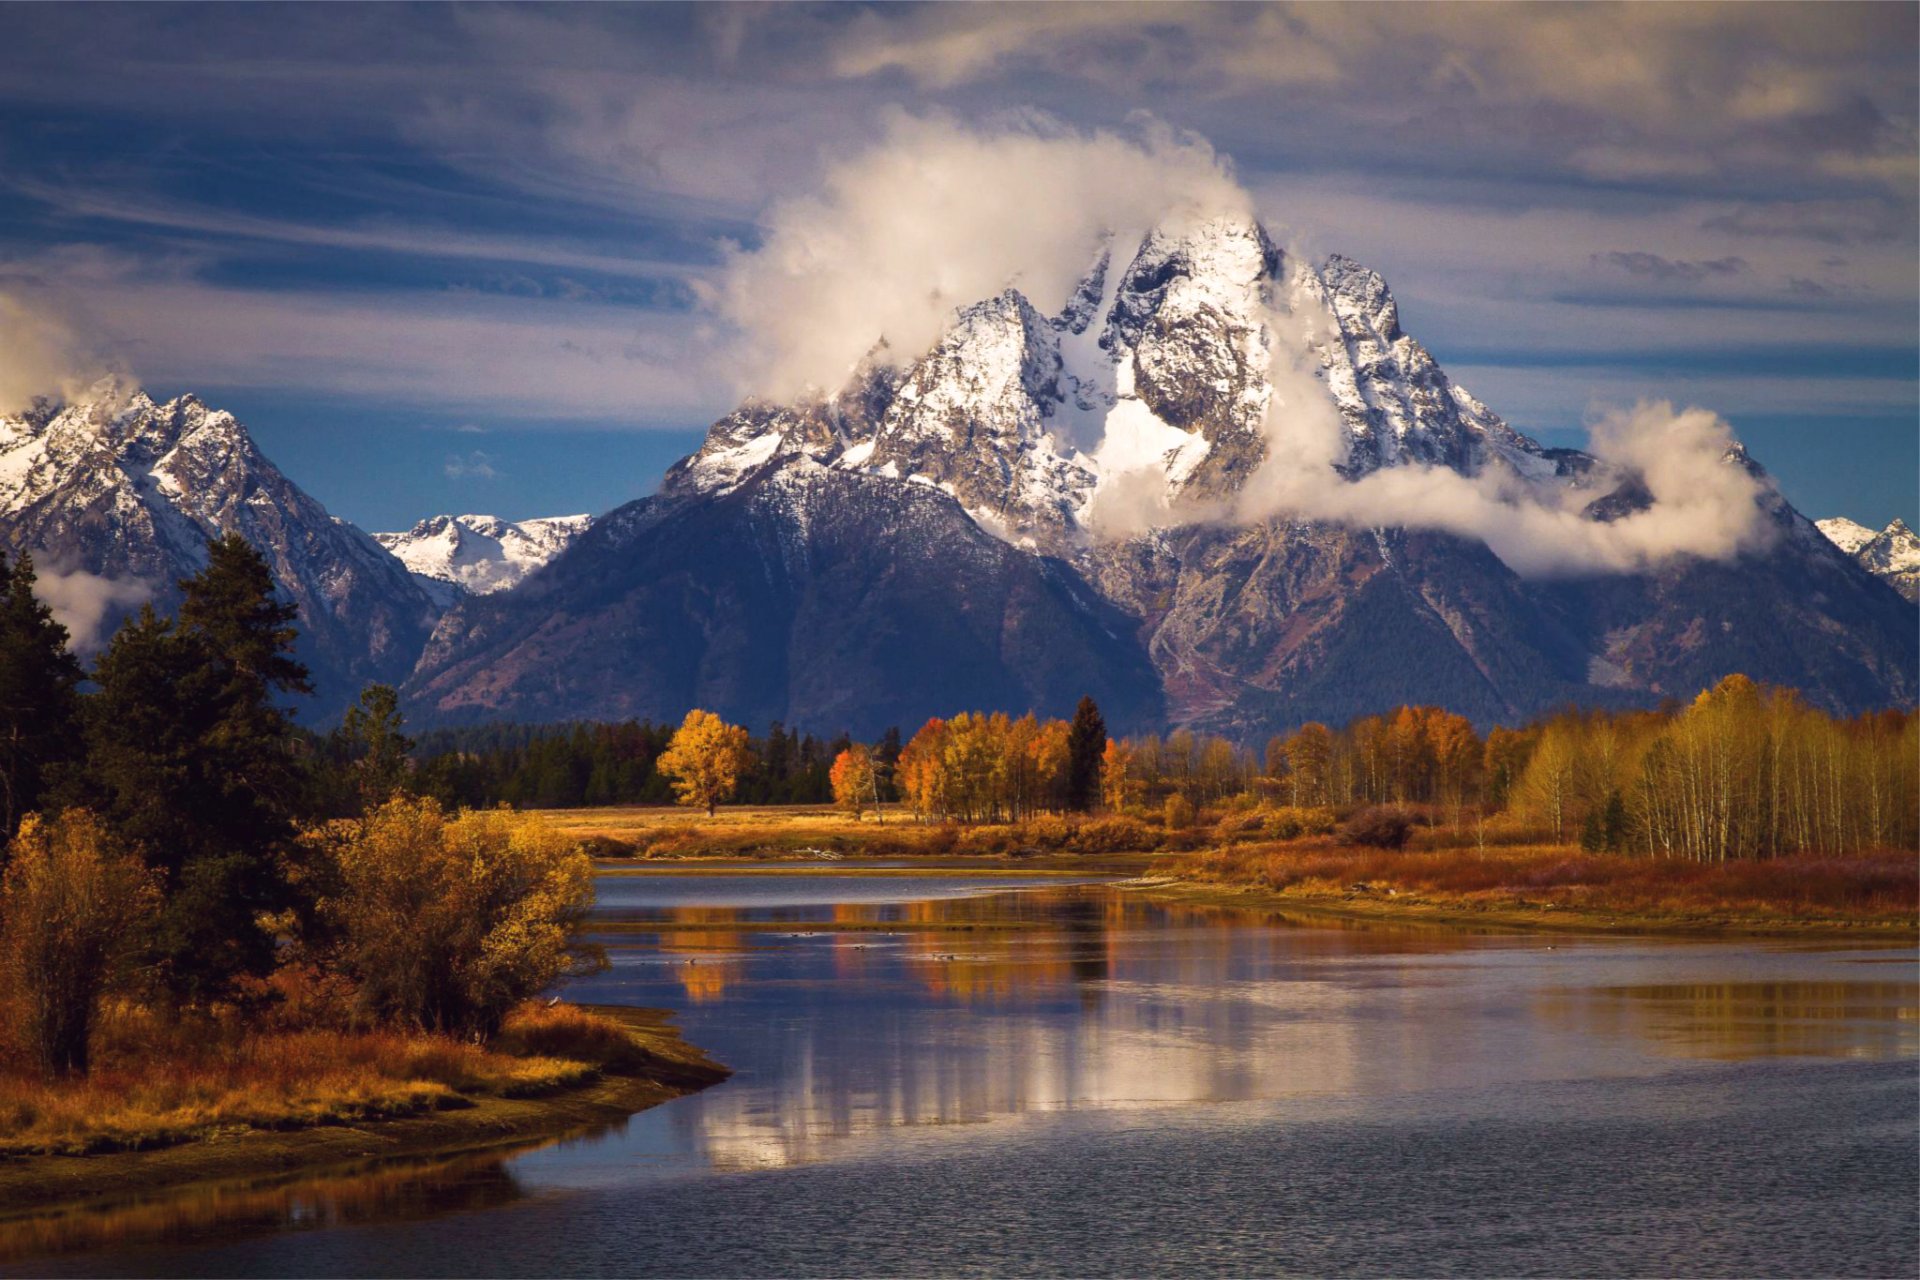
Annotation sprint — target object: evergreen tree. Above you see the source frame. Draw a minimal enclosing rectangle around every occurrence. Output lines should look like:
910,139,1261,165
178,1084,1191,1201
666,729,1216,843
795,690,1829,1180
86,535,312,1005
1066,696,1107,812
0,551,85,848
338,683,413,810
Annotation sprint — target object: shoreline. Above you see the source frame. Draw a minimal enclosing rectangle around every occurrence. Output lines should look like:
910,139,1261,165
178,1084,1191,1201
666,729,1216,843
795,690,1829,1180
1121,876,1920,939
0,1006,728,1231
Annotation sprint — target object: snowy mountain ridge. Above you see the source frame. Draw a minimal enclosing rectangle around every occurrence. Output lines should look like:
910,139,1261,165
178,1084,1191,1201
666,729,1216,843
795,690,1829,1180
374,512,593,602
0,376,437,712
1819,516,1920,602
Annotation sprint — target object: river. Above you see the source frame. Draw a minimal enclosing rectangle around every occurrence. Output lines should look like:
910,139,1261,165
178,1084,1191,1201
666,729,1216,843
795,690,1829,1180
8,868,1916,1277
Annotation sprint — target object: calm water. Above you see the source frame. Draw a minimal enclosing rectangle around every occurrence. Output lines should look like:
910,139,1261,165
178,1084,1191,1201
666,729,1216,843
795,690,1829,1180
6,872,1916,1277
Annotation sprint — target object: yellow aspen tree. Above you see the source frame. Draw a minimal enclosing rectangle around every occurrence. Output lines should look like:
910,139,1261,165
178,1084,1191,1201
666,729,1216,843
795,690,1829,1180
656,709,751,816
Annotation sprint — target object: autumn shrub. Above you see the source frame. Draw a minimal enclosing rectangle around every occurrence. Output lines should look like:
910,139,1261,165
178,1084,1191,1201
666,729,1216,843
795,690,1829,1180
1163,794,1197,831
1022,815,1075,849
957,826,1015,857
310,798,607,1038
1338,806,1415,850
1212,812,1266,842
1264,806,1339,840
1072,816,1154,854
0,811,159,1077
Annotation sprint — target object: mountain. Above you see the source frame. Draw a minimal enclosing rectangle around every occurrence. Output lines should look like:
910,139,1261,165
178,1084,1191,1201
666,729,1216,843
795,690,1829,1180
0,378,438,715
397,217,1912,729
1818,517,1920,602
406,214,1914,735
373,513,592,606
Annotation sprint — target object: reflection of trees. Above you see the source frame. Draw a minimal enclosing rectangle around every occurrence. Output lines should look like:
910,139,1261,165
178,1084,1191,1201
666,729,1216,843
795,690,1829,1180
1538,981,1919,1060
0,1147,533,1264
655,906,749,1003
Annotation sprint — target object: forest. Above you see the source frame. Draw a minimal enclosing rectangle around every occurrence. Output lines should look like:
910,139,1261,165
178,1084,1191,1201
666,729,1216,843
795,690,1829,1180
405,684,1918,863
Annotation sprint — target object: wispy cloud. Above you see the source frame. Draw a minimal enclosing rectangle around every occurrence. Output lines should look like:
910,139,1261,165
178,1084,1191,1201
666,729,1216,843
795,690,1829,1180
443,450,498,481
1591,252,1748,283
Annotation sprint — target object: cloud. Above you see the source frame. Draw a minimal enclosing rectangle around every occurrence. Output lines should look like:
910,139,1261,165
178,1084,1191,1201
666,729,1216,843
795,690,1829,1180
443,450,499,481
0,293,114,414
1592,251,1747,283
714,112,1251,399
1701,199,1909,245
1232,283,1775,575
825,4,1918,196
30,565,151,650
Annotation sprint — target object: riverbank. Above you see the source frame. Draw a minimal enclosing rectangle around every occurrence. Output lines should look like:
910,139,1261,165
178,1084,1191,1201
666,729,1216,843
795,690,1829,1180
0,1005,727,1222
1140,844,1920,937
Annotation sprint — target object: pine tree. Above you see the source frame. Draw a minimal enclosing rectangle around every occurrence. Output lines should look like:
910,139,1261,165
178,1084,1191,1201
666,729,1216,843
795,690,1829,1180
0,551,85,849
1065,696,1106,812
338,683,413,811
85,536,312,1005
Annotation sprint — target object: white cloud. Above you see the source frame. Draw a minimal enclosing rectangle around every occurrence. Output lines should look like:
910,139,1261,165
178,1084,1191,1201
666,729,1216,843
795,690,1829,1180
713,112,1251,400
30,564,151,650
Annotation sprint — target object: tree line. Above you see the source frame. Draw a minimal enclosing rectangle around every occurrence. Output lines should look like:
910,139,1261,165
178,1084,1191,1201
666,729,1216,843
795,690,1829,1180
403,719,905,811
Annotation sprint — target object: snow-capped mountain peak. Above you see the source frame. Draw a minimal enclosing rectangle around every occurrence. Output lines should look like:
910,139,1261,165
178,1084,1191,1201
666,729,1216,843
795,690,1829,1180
663,214,1566,551
0,380,436,710
373,512,593,599
1819,515,1920,601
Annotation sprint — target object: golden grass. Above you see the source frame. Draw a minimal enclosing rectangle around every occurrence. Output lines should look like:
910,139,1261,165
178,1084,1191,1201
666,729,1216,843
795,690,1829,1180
0,1001,618,1158
1165,841,1920,925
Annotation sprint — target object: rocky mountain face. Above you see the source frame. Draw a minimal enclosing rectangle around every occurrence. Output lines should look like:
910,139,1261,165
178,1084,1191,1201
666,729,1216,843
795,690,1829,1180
374,512,592,606
1818,517,1920,602
405,463,1161,731
407,215,1916,735
0,379,437,716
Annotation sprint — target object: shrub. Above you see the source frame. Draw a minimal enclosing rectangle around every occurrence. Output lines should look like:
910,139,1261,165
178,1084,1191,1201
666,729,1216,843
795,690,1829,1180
1264,806,1339,840
1022,814,1075,848
1163,794,1197,831
957,826,1015,857
1338,806,1415,850
1212,812,1266,842
0,811,158,1077
311,798,607,1038
1073,816,1154,853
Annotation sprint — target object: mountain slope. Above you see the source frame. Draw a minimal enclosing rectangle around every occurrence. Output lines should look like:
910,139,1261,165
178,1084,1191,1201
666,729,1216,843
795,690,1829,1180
0,378,437,715
406,461,1162,731
408,217,1915,733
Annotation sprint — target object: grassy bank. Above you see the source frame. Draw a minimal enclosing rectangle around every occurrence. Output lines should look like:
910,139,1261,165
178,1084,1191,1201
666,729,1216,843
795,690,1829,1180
548,802,1176,860
1150,843,1920,935
0,1003,727,1219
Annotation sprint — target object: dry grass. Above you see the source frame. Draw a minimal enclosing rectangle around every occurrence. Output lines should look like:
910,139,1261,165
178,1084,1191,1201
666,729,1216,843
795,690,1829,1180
1166,841,1920,924
541,803,1172,858
0,1001,617,1157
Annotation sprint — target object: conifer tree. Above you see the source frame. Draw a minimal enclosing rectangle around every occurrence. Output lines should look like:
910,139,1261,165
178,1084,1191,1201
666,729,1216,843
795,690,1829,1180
1065,696,1106,812
0,551,84,849
85,535,312,1005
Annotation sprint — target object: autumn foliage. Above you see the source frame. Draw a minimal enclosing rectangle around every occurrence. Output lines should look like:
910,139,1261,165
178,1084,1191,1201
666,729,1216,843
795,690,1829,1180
656,709,752,816
310,798,605,1038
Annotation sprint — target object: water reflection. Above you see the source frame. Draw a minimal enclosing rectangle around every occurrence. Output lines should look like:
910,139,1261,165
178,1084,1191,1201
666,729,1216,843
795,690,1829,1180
5,876,1914,1273
1541,980,1920,1059
0,1145,534,1263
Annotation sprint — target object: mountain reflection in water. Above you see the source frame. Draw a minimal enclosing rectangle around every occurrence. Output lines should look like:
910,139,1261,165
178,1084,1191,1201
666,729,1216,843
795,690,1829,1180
6,875,1914,1277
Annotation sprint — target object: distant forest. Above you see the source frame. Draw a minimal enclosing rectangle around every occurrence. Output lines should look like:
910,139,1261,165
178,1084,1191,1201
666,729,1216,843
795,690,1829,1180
410,721,904,809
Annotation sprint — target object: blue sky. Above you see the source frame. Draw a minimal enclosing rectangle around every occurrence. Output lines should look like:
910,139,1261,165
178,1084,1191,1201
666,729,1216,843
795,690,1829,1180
0,2,1913,533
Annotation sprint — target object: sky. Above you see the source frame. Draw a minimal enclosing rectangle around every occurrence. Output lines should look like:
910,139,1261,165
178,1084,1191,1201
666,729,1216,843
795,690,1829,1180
0,2,1913,534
